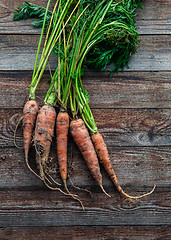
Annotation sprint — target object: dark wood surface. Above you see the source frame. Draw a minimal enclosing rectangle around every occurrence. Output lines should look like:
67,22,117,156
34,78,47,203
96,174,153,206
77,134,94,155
0,34,171,70
0,0,171,239
0,226,171,240
1,0,171,34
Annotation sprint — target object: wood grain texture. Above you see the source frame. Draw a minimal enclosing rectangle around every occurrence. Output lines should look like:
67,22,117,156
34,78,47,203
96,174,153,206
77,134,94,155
1,226,171,240
0,71,171,109
0,202,170,227
0,0,54,34
135,0,171,34
0,35,57,71
0,0,53,35
0,175,170,227
1,187,170,208
0,0,171,232
0,0,171,34
0,35,171,71
2,108,171,147
0,145,170,188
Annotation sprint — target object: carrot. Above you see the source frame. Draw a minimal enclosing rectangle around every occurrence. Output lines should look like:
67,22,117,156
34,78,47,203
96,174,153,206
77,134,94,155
56,111,69,185
91,132,156,199
22,100,39,177
34,104,56,179
23,100,38,155
34,105,75,195
70,118,110,197
56,112,85,209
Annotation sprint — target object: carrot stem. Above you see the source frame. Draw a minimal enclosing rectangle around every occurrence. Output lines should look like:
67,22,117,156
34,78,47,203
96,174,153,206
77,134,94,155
32,0,51,82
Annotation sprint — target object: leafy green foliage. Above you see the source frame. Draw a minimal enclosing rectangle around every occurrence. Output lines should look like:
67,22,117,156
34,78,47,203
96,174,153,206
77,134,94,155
13,0,143,74
86,25,141,74
84,0,143,74
13,1,52,27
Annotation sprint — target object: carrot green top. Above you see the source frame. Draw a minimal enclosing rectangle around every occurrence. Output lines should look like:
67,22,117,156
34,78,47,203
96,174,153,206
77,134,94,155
14,0,143,133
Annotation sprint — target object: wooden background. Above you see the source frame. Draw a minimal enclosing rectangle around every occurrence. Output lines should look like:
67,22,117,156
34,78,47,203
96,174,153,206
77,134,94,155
0,0,171,239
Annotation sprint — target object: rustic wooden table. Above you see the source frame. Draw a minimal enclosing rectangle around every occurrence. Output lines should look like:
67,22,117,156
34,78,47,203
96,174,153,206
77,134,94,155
0,0,171,239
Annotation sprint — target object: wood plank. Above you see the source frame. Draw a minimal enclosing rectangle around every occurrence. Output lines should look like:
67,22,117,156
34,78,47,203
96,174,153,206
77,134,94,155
94,108,171,147
0,226,171,240
0,0,171,34
135,0,171,34
0,198,170,227
0,145,169,228
0,35,170,71
2,108,171,148
0,71,48,109
106,34,171,72
0,0,170,231
0,35,57,71
0,188,170,228
2,188,169,209
0,163,170,227
85,71,171,109
0,0,54,35
0,146,170,188
0,71,171,109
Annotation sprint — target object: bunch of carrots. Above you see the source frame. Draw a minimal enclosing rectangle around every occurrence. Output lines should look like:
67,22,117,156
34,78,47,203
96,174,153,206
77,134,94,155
14,0,155,209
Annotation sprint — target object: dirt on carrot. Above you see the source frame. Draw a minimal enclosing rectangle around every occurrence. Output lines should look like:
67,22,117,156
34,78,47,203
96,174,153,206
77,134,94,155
56,111,70,183
34,104,56,179
70,118,110,197
22,100,39,175
23,100,38,155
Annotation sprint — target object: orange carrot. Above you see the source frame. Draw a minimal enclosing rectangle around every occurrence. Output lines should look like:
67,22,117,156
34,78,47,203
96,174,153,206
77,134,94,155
56,112,85,209
70,118,110,197
91,132,156,199
56,111,69,184
23,100,39,175
34,104,56,179
23,100,38,156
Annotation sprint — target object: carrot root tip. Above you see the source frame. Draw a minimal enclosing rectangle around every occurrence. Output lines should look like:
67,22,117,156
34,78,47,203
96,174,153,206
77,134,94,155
63,180,85,210
46,173,61,186
120,184,156,200
69,175,93,198
44,174,54,185
63,180,79,198
100,184,111,198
